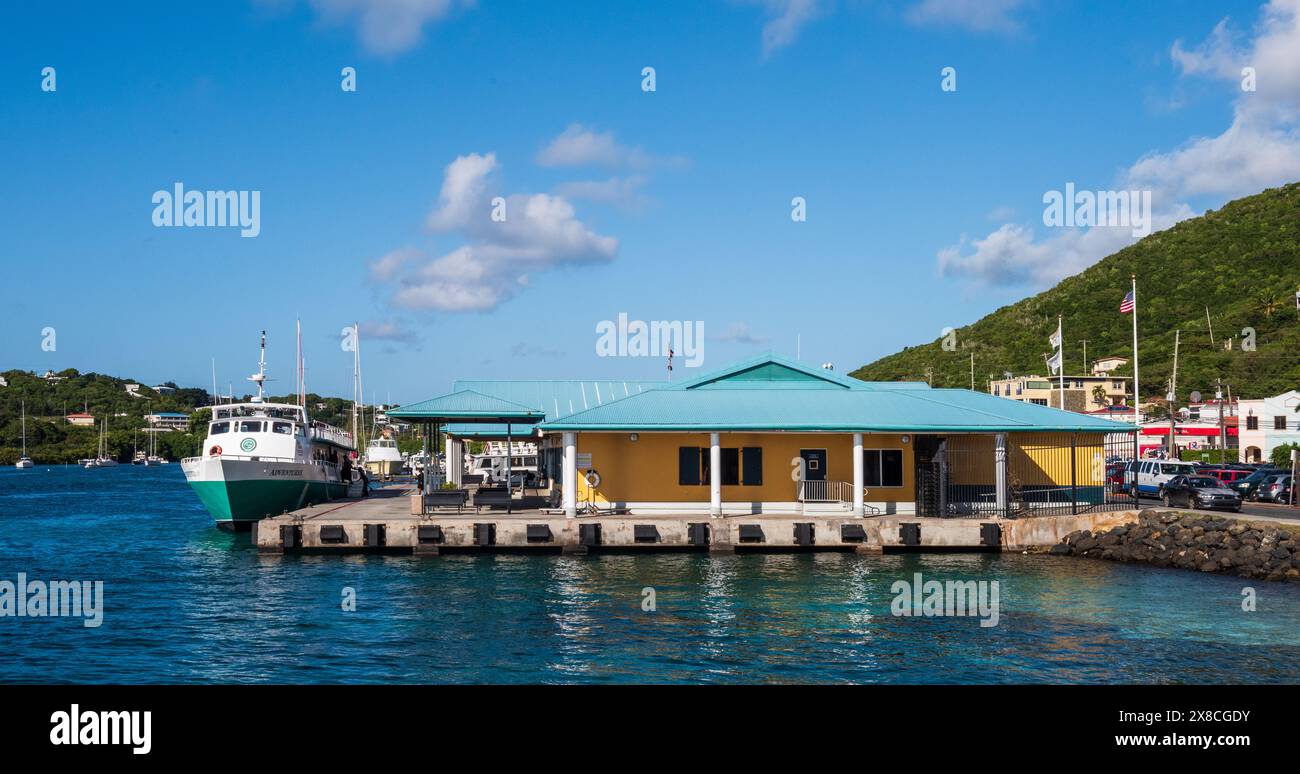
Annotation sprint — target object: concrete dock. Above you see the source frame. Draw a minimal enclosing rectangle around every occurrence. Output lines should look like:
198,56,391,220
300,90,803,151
253,486,1141,554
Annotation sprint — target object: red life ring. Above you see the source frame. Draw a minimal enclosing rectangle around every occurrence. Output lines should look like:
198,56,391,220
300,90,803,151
209,445,223,457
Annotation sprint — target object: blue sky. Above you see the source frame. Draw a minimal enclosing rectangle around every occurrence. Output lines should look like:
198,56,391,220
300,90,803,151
3,0,1297,404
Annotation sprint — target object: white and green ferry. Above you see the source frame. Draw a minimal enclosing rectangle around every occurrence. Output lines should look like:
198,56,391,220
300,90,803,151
182,334,356,531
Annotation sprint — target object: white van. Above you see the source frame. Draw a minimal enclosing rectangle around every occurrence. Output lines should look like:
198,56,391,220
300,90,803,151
1130,459,1197,498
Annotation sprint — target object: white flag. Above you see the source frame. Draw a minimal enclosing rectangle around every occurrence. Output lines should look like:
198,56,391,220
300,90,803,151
1046,349,1062,375
1048,322,1062,350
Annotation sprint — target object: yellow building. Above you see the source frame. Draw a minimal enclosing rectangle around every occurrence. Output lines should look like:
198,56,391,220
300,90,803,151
532,355,1133,518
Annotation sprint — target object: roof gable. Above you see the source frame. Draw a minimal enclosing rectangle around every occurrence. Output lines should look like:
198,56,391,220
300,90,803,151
673,354,875,391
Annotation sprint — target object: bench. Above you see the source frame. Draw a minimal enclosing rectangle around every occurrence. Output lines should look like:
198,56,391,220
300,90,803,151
473,488,514,512
423,489,468,513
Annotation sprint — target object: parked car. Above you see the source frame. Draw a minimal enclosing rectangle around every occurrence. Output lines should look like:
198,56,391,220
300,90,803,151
1131,459,1198,498
1232,467,1282,500
1200,467,1251,486
1161,475,1243,512
1257,475,1294,504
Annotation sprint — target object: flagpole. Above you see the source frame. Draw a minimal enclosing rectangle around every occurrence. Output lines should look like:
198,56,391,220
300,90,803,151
1058,314,1065,411
1131,275,1140,428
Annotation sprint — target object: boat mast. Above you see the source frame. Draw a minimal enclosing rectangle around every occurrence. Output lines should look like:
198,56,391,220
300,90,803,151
20,400,27,457
351,321,361,450
248,330,268,402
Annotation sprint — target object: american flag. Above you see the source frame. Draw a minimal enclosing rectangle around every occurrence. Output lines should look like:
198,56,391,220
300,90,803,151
1120,290,1136,314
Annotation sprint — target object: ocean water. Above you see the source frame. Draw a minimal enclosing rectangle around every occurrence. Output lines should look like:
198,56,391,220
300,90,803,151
2,465,1299,684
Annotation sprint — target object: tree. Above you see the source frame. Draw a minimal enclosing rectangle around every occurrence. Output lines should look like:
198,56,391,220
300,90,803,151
1090,384,1107,407
1271,443,1299,468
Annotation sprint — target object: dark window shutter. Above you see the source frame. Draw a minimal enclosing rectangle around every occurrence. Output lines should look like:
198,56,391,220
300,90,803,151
742,447,763,486
678,447,701,486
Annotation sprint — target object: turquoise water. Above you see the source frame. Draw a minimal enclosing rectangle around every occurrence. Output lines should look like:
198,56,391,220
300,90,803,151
2,466,1299,684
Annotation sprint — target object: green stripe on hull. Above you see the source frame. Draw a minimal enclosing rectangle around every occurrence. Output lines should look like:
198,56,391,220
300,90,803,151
189,479,349,524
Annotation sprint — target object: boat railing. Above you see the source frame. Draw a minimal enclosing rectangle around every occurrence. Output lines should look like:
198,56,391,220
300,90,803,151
182,454,343,468
310,422,354,448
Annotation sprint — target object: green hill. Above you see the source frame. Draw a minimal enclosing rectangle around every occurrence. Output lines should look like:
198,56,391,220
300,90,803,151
851,182,1300,406
0,369,370,465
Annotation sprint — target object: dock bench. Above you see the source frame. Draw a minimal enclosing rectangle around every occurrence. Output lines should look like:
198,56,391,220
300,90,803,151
423,489,468,513
473,488,514,512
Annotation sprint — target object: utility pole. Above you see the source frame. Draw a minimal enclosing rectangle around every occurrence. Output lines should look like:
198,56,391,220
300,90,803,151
1167,329,1180,458
1206,306,1215,346
1217,379,1227,463
925,367,934,387
1081,340,1089,374
970,352,975,391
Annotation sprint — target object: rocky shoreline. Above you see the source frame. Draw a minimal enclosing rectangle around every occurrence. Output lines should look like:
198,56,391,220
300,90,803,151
1049,509,1300,581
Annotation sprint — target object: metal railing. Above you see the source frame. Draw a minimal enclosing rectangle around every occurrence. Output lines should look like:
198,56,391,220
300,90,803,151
797,479,852,503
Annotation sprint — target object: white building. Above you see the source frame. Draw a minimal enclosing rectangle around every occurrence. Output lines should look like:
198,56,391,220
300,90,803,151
1237,391,1300,463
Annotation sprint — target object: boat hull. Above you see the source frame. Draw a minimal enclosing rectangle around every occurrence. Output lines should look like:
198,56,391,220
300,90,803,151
182,457,348,528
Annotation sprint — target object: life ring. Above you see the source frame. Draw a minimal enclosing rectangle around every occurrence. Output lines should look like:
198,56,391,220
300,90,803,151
585,470,601,488
209,445,223,457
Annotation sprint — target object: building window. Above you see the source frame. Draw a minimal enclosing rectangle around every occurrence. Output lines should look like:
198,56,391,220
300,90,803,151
681,446,763,485
721,448,740,486
741,447,763,486
1247,415,1259,430
678,447,701,486
1030,398,1047,406
862,449,904,487
1275,416,1288,431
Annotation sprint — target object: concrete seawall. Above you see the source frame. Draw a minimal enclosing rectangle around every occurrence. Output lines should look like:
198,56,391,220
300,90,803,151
254,490,1144,555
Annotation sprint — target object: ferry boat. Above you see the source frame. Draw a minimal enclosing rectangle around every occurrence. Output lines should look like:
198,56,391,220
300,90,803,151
181,332,355,531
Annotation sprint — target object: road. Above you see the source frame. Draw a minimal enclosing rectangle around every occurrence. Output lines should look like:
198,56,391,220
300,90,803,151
1135,496,1300,526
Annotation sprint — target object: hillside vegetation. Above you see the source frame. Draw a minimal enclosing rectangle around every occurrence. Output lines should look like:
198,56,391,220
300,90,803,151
851,183,1300,404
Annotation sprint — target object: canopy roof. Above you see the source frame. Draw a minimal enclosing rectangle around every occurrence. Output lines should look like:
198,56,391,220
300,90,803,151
387,389,545,424
444,378,664,437
539,354,1134,434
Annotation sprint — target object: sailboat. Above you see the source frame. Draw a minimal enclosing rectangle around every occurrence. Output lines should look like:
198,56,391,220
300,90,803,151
141,403,166,465
85,417,119,467
15,401,34,469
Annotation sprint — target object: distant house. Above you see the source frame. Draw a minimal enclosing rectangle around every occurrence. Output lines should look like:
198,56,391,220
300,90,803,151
145,411,190,431
1091,356,1129,375
125,383,144,398
989,373,1129,412
1237,391,1300,463
66,412,96,427
0,376,7,387
42,370,64,382
152,384,176,394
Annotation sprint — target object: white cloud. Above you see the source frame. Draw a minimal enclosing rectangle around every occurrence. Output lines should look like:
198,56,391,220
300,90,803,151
367,247,418,282
555,176,649,208
359,319,419,343
378,153,618,312
302,0,469,55
905,0,1029,35
537,124,641,168
740,0,824,56
939,0,1300,287
709,322,771,345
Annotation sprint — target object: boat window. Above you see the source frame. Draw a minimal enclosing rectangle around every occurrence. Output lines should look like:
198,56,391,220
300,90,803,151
239,421,263,433
210,422,230,435
273,422,293,435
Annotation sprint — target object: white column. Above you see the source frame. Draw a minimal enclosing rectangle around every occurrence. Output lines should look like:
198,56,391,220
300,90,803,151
444,436,454,487
995,433,1008,516
563,432,577,518
710,432,722,517
852,432,865,517
450,438,462,486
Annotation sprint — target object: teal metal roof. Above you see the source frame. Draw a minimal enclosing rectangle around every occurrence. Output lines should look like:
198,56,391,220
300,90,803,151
445,378,664,437
387,390,545,423
539,356,1133,434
